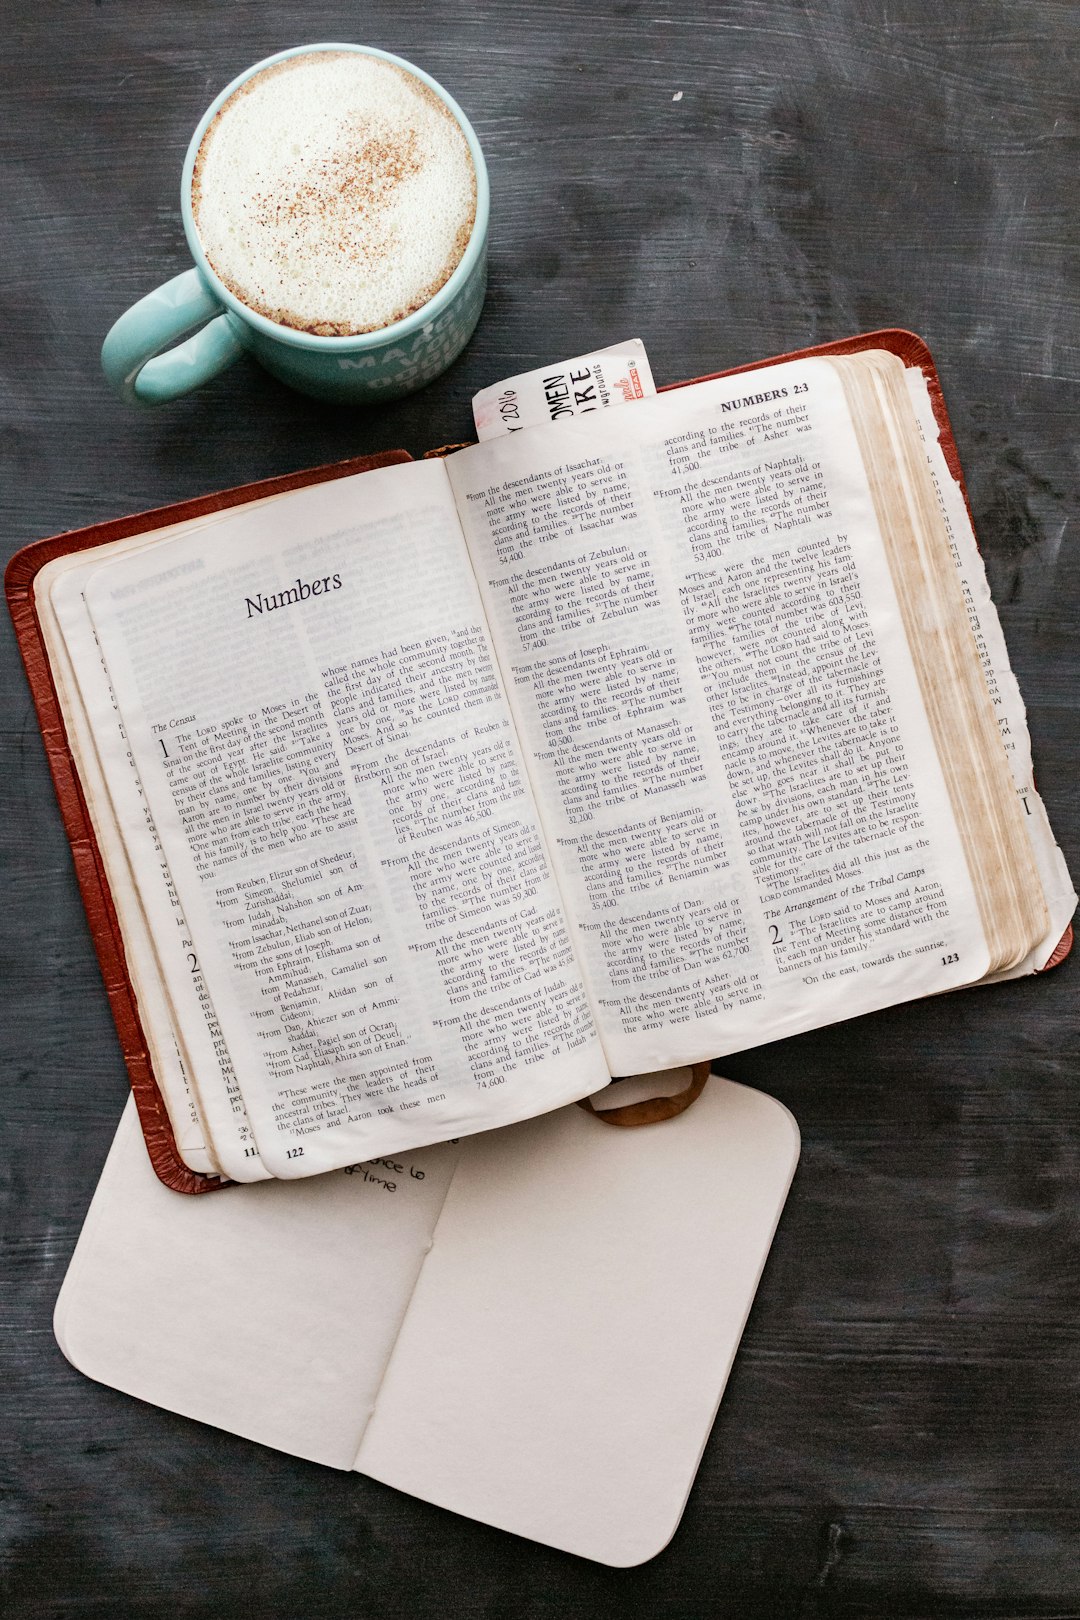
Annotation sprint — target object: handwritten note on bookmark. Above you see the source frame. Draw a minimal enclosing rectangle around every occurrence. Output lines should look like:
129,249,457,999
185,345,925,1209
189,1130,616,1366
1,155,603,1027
472,340,656,440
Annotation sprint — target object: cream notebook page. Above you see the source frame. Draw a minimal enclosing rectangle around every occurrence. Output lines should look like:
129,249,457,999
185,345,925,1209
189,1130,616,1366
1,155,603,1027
55,1077,798,1565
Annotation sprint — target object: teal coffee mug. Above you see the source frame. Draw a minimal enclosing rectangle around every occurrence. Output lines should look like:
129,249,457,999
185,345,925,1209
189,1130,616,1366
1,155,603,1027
102,45,489,405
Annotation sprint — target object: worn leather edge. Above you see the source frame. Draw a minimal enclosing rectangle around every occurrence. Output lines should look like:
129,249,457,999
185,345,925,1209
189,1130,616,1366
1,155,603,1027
577,1062,712,1127
1040,923,1073,972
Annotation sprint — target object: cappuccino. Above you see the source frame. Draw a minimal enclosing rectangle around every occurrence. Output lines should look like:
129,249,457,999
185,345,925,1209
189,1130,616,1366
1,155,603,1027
191,51,477,337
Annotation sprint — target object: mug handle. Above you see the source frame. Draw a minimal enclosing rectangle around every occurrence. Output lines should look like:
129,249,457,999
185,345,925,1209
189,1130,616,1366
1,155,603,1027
101,268,247,405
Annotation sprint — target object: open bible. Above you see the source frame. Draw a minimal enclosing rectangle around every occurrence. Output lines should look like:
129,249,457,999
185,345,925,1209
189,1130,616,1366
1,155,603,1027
9,332,1074,1190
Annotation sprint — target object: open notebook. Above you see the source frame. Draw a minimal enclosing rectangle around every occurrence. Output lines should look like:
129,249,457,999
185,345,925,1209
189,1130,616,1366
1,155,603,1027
55,1075,798,1565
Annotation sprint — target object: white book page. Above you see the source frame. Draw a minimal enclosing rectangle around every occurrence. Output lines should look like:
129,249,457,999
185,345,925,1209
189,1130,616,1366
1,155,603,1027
447,359,989,1075
356,1077,799,1565
54,1098,461,1469
46,526,293,1180
35,503,289,1178
83,461,609,1178
902,369,1076,974
39,560,220,1175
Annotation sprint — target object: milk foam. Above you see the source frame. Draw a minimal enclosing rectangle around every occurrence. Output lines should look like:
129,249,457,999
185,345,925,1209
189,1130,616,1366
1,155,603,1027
192,52,477,335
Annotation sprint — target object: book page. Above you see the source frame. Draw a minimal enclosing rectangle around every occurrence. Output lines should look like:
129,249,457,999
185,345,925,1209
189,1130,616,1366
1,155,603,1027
55,1096,461,1468
43,518,289,1180
902,368,1076,974
83,461,609,1178
447,360,990,1074
41,557,221,1175
835,353,1046,970
39,505,316,1178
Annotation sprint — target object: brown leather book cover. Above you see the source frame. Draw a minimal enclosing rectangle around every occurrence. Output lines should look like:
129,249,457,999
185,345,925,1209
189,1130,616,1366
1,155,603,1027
6,331,1070,1193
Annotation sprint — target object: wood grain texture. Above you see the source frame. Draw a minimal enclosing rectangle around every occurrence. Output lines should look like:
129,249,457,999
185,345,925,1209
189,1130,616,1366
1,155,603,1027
1,1,1077,1614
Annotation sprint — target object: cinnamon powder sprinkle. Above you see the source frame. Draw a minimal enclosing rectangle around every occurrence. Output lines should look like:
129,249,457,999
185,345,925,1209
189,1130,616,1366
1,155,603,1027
191,52,478,335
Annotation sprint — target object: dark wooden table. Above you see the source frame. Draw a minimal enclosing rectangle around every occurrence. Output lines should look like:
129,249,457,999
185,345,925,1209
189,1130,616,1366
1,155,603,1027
2,3,1078,1615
